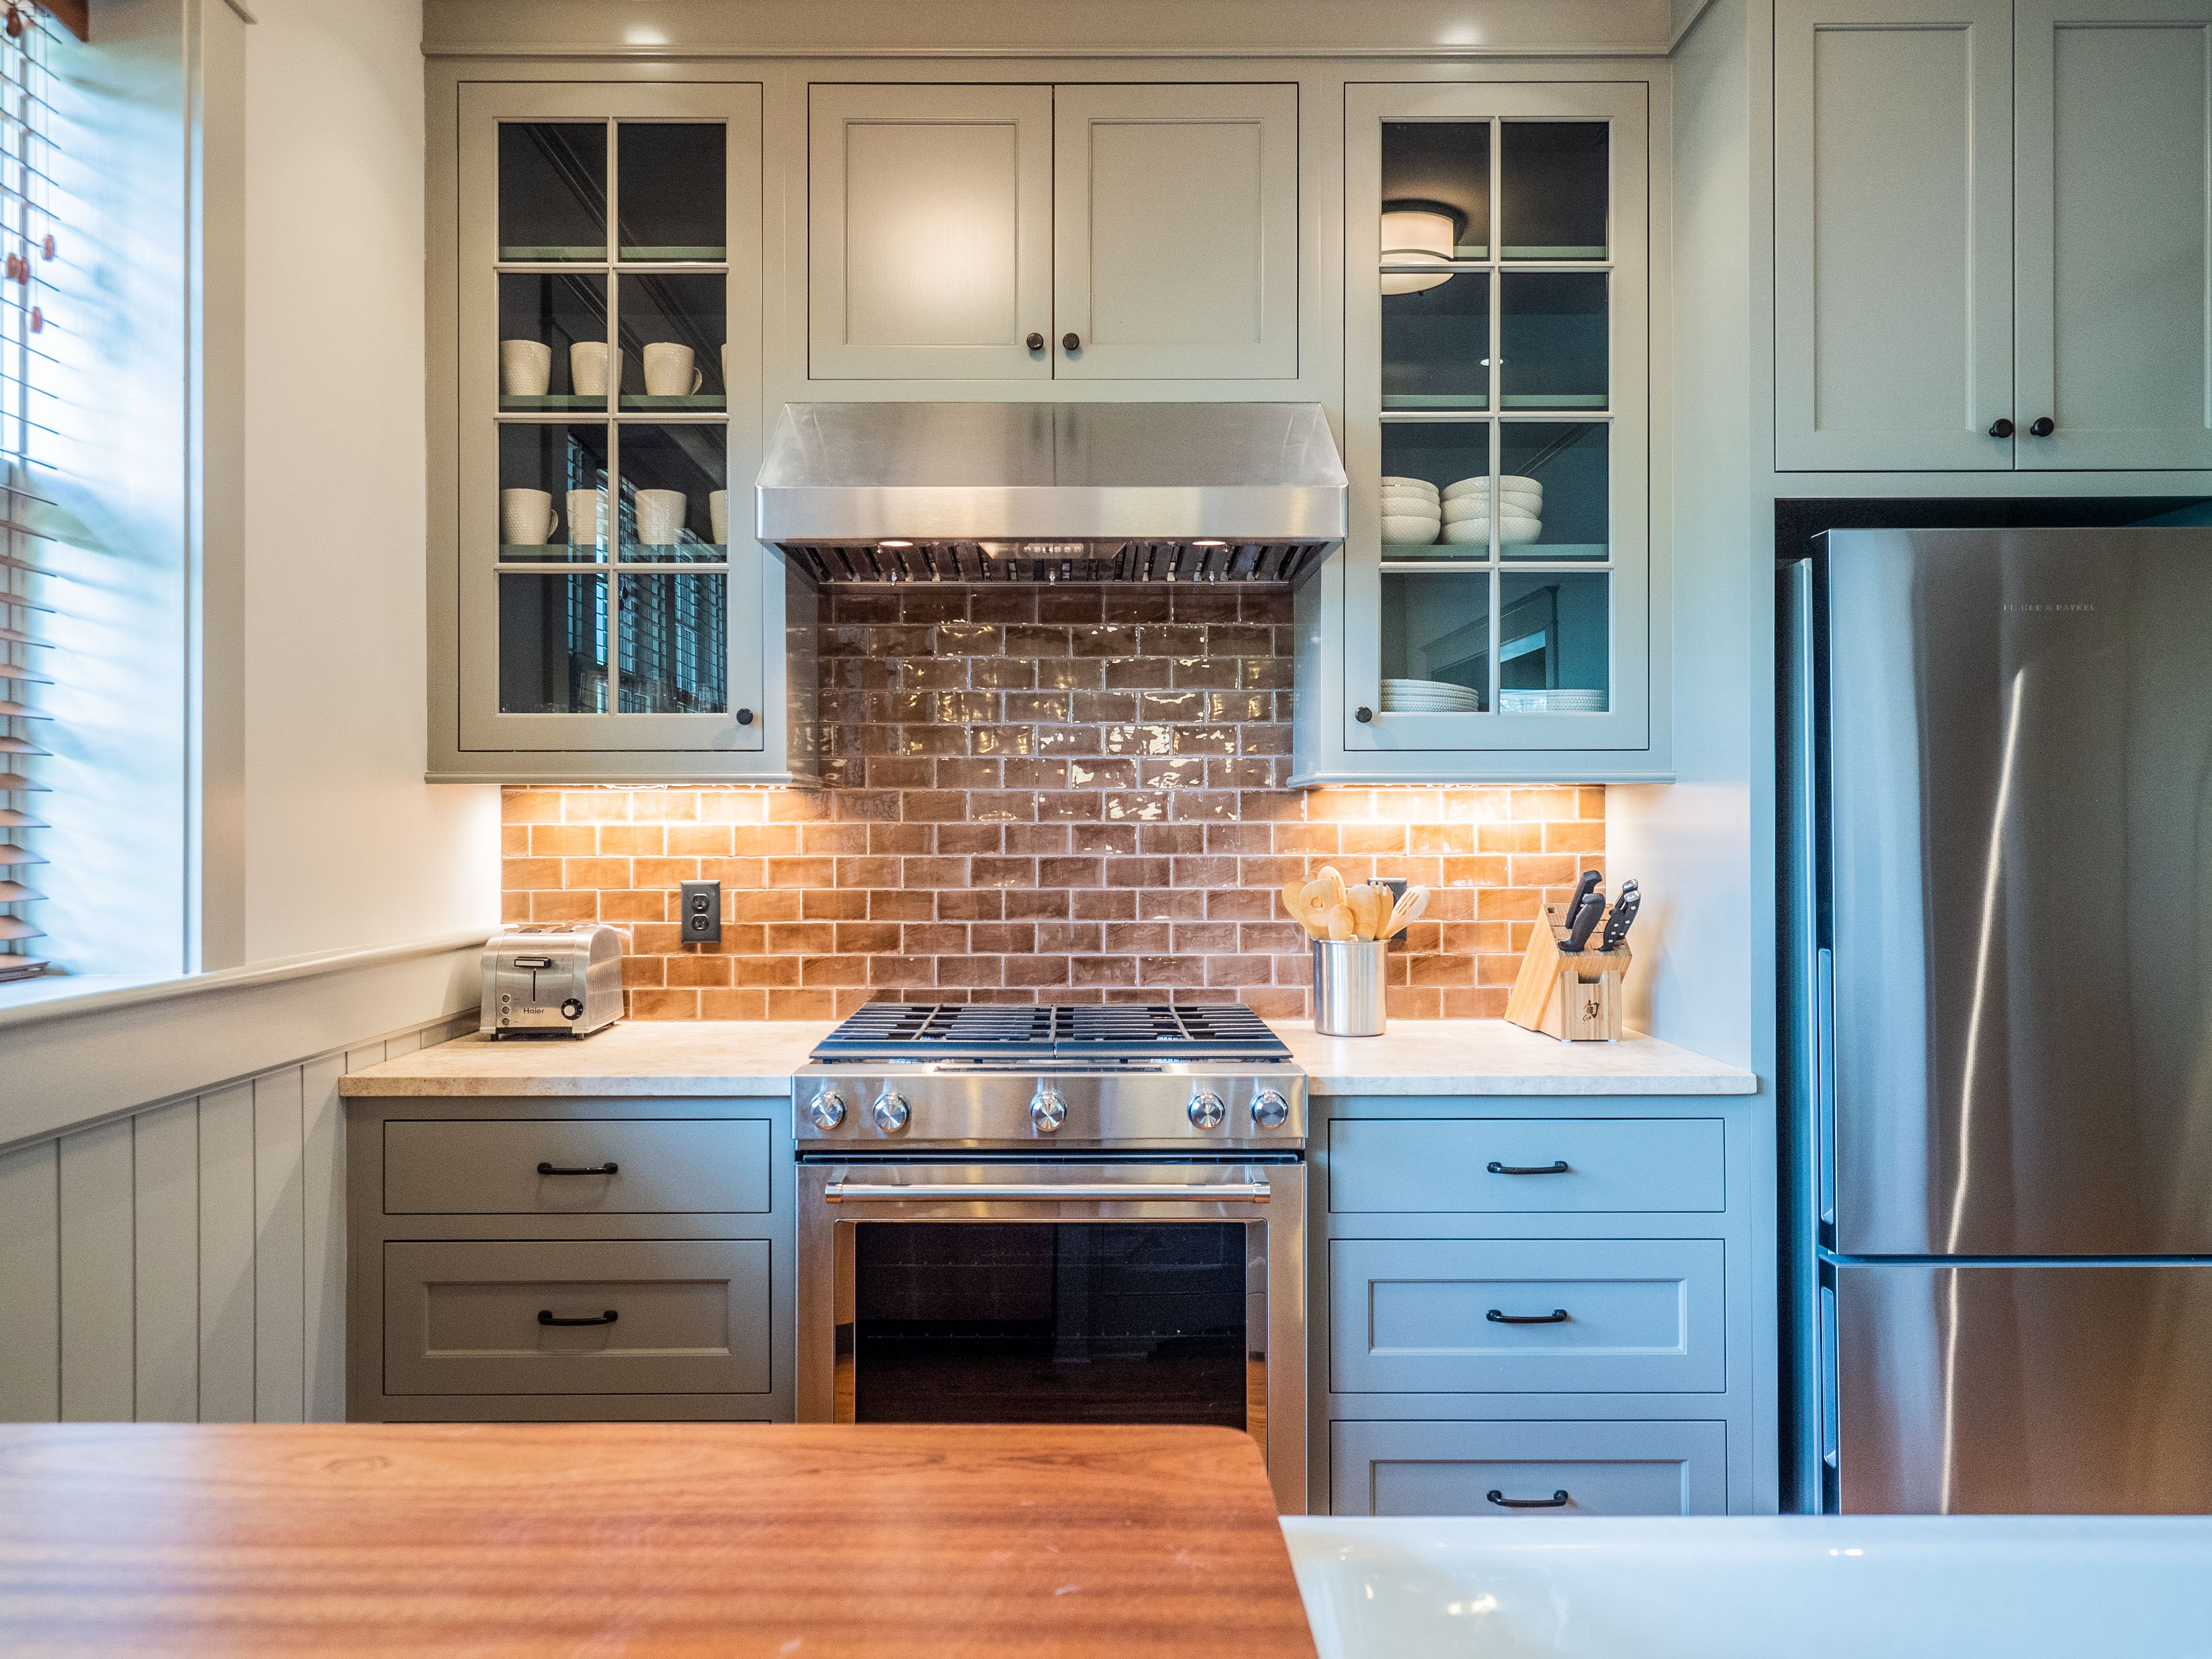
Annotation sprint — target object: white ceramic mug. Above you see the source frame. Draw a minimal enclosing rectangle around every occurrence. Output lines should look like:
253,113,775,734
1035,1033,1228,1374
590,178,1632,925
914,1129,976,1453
569,341,620,397
708,489,730,546
634,488,686,546
499,339,552,397
500,487,556,546
566,488,609,549
642,342,703,397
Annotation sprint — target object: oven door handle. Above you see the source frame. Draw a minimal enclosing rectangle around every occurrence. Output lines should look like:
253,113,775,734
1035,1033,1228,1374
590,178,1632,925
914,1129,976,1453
822,1179,1271,1204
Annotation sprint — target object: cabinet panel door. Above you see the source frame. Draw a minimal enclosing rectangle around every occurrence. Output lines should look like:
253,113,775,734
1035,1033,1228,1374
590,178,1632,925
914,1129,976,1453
1328,1118,1725,1214
1331,1419,1727,1516
383,1119,773,1216
1774,0,2014,471
1053,83,1299,380
2016,4,2212,469
809,84,1053,381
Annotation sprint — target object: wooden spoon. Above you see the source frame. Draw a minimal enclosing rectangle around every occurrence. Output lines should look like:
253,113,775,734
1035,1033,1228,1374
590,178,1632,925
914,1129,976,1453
1319,902,1358,942
1351,883,1393,940
1279,878,1308,926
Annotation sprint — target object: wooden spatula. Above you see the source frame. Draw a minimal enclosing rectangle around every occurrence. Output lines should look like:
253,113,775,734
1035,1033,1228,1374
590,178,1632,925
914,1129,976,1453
1384,885,1430,936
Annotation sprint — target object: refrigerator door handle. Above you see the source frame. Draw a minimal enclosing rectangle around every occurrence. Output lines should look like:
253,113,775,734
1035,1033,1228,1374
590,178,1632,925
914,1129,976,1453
1816,946,1837,1234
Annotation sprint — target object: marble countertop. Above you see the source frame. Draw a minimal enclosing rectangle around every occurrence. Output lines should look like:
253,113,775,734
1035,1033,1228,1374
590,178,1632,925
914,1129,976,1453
339,1017,1755,1097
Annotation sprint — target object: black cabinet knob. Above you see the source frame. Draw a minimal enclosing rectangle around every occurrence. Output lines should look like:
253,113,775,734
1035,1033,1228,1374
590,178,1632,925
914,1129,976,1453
1025,332,1044,351
1987,418,2015,438
1062,332,1081,351
2029,416,2055,437
1354,706,1373,723
735,708,755,726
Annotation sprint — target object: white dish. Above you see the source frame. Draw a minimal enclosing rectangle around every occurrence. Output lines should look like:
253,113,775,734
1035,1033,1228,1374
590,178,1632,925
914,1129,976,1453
1382,699,1482,712
1380,490,1441,513
1380,475,1439,497
1441,514,1543,545
1443,490,1542,521
1498,688,1607,713
1380,514,1442,545
1443,473,1542,502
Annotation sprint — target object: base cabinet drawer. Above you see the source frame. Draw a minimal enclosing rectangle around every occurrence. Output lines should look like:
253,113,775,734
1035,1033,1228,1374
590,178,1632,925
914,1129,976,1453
383,1119,772,1215
383,1240,773,1396
1331,1237,1725,1393
1332,1419,1727,1516
1329,1118,1724,1213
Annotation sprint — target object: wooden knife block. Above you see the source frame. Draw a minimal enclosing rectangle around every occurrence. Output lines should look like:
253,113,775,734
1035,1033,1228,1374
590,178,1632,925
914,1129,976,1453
1504,902,1632,1042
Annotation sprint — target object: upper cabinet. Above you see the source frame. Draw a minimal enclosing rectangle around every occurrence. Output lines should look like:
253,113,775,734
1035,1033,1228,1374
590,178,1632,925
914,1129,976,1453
1294,81,1656,786
434,82,818,784
809,82,1299,382
1776,0,2212,471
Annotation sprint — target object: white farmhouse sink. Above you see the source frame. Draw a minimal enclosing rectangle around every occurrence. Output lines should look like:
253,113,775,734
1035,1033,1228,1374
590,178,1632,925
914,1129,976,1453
1281,1516,2212,1659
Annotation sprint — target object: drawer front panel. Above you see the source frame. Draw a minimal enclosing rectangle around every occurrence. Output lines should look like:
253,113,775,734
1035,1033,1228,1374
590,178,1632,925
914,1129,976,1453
1329,1118,1724,1214
1331,1237,1725,1393
384,1119,772,1215
384,1240,772,1395
1332,1419,1727,1516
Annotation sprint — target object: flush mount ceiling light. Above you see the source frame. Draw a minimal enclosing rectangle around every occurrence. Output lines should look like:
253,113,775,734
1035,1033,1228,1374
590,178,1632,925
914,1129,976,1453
1381,200,1462,295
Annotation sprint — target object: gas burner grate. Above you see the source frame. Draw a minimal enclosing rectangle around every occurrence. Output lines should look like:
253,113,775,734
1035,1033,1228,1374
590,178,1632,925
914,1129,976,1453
812,1001,1289,1062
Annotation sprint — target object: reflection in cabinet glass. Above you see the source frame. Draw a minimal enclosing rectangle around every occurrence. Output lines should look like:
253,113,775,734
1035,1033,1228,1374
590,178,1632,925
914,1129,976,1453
492,117,732,730
1500,121,1609,259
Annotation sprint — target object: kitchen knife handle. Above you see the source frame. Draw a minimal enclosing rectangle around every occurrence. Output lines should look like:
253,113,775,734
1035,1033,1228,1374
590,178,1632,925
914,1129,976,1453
1563,892,1604,951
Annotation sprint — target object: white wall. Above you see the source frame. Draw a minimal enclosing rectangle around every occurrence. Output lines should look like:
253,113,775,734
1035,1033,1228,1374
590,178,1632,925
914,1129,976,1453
241,0,498,963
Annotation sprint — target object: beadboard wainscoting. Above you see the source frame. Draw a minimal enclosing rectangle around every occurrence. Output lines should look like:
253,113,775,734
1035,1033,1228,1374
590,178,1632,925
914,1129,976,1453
501,586,1609,1021
0,1012,472,1423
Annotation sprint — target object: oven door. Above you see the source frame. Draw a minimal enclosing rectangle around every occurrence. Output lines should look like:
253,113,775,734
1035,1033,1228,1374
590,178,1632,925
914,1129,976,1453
797,1158,1306,1513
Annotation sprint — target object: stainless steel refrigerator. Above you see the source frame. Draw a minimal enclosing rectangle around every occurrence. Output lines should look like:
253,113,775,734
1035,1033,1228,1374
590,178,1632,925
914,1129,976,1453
1781,527,2212,1514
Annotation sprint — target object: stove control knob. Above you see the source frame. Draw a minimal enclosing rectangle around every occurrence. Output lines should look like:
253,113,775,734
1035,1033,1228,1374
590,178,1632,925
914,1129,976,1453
1030,1085,1067,1134
871,1091,911,1134
1187,1090,1227,1130
1252,1090,1291,1129
807,1091,846,1130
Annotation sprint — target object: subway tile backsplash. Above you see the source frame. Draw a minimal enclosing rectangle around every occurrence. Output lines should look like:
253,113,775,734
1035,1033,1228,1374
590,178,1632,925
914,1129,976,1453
501,584,1605,1021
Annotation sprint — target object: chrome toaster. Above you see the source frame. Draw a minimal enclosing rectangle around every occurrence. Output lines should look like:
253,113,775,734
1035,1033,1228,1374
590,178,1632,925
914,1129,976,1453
480,923,624,1038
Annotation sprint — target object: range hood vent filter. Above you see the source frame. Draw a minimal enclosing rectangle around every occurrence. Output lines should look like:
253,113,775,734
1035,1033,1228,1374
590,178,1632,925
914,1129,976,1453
755,401,1347,583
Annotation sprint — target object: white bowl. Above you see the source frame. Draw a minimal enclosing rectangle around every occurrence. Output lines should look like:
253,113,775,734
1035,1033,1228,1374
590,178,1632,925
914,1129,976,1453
1380,489,1441,512
1381,475,1439,497
1443,474,1542,502
1381,513,1443,545
1441,513,1542,546
1443,490,1542,521
1498,688,1607,713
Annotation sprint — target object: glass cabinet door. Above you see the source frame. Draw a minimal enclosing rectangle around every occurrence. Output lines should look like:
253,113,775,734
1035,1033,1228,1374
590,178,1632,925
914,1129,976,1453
1342,84,1649,763
455,86,764,757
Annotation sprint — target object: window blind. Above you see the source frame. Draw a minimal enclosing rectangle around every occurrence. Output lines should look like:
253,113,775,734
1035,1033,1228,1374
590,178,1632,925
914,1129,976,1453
0,8,68,983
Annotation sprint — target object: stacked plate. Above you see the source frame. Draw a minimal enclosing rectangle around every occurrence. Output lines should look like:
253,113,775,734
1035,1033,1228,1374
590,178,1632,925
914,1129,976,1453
1380,475,1441,547
1381,677,1483,713
1441,474,1543,546
1498,688,1607,714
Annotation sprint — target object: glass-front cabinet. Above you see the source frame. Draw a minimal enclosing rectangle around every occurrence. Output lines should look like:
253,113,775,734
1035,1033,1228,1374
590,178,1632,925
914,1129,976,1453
1296,82,1656,782
439,84,810,781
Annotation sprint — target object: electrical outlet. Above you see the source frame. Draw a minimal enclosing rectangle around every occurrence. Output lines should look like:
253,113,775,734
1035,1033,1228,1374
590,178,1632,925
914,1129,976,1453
679,879,722,943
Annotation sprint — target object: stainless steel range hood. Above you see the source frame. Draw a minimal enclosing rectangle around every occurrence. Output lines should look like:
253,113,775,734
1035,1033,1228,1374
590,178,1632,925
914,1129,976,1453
755,401,1347,583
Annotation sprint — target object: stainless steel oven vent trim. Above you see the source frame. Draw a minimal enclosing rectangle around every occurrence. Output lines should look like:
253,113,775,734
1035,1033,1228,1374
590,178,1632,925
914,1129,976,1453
755,401,1349,579
826,1177,1272,1202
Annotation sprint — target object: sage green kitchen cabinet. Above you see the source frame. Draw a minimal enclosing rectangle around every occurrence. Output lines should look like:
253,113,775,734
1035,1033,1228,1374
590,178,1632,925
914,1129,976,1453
347,1097,797,1423
1295,79,1661,785
808,81,1298,382
1775,0,2212,472
431,81,819,784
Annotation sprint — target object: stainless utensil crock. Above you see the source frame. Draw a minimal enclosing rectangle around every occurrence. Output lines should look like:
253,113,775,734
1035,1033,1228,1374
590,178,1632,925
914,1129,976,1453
1312,938,1388,1036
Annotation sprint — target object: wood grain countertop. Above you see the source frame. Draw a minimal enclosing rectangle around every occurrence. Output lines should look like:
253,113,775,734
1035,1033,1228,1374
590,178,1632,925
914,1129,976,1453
0,1422,1319,1658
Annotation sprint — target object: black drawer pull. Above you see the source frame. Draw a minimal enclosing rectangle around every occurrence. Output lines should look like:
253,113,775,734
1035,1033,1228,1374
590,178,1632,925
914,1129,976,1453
1488,1307,1570,1324
537,1161,618,1176
1487,1159,1569,1175
1488,1488,1571,1509
538,1309,618,1327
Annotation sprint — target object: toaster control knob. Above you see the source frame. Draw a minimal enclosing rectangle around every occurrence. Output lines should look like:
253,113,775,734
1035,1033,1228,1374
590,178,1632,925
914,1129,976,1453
808,1091,846,1130
1187,1090,1227,1130
872,1091,911,1134
1030,1085,1067,1134
1252,1090,1291,1129
560,998,584,1021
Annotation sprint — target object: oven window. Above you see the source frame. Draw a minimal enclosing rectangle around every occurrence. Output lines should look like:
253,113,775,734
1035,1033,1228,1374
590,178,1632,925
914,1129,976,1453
851,1222,1251,1430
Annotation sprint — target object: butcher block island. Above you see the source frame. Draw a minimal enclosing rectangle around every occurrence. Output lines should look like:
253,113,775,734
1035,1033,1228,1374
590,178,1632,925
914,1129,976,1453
0,1422,1317,1658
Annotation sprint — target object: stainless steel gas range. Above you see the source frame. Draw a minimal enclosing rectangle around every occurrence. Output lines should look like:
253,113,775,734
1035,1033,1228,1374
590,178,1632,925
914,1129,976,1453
792,1002,1308,1511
